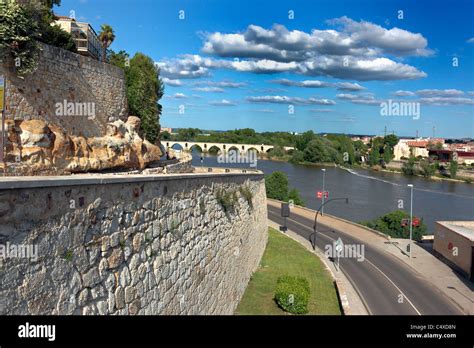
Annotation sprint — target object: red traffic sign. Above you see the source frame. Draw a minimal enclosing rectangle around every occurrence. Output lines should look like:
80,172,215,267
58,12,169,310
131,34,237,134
317,191,329,199
401,217,421,227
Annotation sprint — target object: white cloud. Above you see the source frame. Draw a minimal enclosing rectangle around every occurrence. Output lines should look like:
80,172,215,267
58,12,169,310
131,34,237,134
158,18,429,82
418,97,474,105
162,78,182,86
415,89,464,97
393,90,415,96
194,80,246,88
247,96,336,105
310,109,335,113
467,38,474,43
192,87,225,92
271,79,365,90
173,93,187,99
209,99,237,106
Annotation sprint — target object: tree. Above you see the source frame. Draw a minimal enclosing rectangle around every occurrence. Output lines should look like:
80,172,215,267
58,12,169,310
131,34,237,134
126,53,164,143
419,159,436,178
383,134,399,149
289,150,305,164
361,210,426,241
98,24,115,62
353,140,368,162
265,171,289,201
449,160,458,178
21,0,76,52
0,1,41,76
265,171,304,206
295,131,315,151
303,137,341,163
288,188,304,206
108,49,129,69
402,156,416,176
160,131,171,140
177,128,201,141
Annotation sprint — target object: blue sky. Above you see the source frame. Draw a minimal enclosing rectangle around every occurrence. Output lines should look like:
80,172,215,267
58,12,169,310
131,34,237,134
60,0,473,138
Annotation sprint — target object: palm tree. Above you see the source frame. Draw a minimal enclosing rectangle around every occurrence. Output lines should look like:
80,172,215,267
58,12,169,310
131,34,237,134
98,24,115,62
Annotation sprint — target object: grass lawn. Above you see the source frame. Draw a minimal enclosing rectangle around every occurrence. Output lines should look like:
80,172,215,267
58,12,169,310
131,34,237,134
236,227,341,315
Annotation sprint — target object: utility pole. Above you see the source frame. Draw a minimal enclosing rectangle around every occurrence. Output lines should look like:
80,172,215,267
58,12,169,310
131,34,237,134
432,126,436,138
384,126,387,137
321,168,326,216
407,184,414,259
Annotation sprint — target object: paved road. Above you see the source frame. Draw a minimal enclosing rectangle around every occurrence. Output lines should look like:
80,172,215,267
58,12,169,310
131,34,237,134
268,204,463,315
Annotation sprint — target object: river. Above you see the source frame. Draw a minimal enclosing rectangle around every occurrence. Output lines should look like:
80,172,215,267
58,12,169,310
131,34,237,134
189,152,474,234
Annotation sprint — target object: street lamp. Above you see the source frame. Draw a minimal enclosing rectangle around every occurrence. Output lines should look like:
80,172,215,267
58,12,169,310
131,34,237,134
310,197,349,250
321,169,326,216
407,184,414,258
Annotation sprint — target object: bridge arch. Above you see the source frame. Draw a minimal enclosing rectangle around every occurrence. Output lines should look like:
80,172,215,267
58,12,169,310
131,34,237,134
247,147,259,154
189,144,203,153
208,145,222,154
227,146,240,154
170,143,184,151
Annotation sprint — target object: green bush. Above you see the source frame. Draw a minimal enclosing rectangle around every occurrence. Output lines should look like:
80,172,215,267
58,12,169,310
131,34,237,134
274,275,310,314
361,210,427,241
215,188,238,212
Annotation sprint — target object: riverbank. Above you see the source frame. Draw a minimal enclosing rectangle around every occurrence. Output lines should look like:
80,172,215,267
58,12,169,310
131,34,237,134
264,155,473,184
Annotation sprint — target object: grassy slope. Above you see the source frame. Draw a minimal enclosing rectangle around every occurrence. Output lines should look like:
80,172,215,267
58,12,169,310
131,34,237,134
236,228,341,315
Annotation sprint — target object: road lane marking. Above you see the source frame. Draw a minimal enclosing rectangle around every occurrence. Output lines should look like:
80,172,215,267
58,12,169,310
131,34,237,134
268,210,422,315
268,211,374,314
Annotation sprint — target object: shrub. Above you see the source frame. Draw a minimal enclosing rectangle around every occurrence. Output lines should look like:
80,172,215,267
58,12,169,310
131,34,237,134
419,159,436,178
274,275,310,314
361,210,427,241
215,188,238,212
402,156,416,176
239,185,253,208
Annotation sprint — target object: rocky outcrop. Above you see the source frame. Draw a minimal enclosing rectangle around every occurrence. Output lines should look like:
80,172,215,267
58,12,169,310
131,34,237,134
4,116,163,174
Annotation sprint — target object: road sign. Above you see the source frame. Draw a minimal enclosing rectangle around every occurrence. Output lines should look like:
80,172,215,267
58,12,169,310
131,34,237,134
334,237,344,254
317,191,329,199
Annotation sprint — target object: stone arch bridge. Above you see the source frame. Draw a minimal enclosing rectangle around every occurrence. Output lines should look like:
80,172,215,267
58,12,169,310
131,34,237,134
164,141,294,154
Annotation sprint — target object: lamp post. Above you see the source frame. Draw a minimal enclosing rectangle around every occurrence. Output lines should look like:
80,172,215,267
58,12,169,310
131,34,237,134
311,197,349,250
321,169,326,216
407,184,414,258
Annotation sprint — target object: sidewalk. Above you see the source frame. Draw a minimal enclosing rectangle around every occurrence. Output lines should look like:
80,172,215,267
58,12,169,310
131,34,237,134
268,199,473,315
267,219,369,315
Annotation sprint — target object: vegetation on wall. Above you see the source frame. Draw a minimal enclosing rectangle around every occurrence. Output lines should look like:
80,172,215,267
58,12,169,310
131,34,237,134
0,0,76,76
109,50,164,144
0,1,41,76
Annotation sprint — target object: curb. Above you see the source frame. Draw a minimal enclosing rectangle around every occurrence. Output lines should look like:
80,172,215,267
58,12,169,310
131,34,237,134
268,220,351,315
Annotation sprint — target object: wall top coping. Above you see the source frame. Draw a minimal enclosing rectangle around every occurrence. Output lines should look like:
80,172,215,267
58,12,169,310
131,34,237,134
0,171,264,190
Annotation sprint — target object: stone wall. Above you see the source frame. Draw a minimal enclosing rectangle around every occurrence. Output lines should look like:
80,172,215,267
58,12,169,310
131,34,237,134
0,173,268,315
0,43,128,138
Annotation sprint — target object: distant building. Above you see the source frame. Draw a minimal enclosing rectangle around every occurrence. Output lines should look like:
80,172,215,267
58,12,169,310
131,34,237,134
54,16,103,61
160,127,173,134
393,138,445,161
434,221,474,281
428,149,474,164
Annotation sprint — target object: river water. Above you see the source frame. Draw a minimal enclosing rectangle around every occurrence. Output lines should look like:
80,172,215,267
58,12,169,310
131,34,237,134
190,153,474,233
